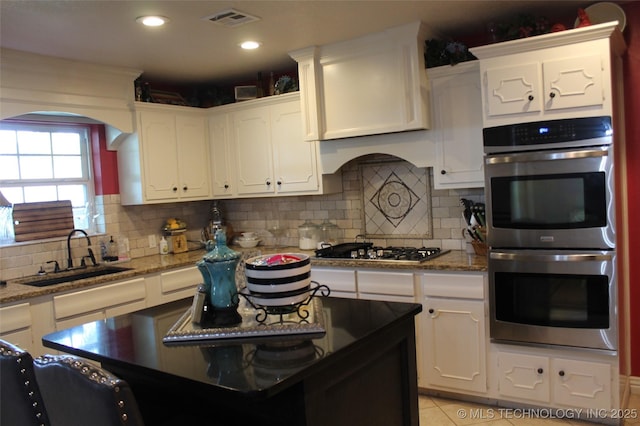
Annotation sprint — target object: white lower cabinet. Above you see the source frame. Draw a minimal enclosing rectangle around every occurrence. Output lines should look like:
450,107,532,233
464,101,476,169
311,266,416,301
495,347,614,410
420,272,487,394
146,265,202,306
496,351,550,403
553,358,612,409
311,266,357,299
53,277,147,329
0,265,204,356
0,302,33,351
356,269,416,302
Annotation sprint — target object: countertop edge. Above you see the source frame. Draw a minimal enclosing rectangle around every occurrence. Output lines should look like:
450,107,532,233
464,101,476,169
1,248,487,304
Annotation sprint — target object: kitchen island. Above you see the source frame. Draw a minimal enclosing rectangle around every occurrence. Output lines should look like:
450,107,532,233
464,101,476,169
42,296,422,426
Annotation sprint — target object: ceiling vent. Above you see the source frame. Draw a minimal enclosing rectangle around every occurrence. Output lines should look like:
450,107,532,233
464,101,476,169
202,9,260,27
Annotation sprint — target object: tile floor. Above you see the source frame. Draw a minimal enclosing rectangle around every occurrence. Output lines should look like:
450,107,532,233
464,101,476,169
419,393,640,426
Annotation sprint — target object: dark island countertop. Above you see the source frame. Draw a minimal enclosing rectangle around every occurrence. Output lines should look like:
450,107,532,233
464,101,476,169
42,296,423,425
1,248,487,304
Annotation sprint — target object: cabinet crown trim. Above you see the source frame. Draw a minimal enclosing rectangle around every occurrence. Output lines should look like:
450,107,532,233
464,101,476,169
470,22,625,59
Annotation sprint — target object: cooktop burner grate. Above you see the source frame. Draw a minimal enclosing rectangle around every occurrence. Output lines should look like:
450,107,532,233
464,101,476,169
314,244,448,263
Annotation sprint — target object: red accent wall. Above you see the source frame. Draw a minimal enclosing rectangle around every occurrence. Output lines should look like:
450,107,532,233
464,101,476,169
622,2,640,377
90,125,119,195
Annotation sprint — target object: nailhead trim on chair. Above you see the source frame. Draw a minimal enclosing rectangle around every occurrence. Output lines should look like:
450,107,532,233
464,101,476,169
0,345,48,426
37,355,134,424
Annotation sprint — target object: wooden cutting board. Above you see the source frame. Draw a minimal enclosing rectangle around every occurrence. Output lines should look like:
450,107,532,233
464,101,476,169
12,200,75,242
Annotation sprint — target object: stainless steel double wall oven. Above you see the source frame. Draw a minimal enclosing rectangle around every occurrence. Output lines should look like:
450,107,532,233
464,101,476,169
484,116,617,351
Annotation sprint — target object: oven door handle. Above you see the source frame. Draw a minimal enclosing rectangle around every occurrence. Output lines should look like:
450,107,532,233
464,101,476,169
489,251,613,262
485,146,609,165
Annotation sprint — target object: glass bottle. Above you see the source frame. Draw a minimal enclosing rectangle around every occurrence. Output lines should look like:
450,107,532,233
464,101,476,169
197,229,241,326
268,72,275,96
210,200,223,233
256,72,264,98
298,220,320,250
320,219,340,246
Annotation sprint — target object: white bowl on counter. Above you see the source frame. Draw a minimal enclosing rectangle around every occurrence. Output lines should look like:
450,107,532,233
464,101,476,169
236,237,261,248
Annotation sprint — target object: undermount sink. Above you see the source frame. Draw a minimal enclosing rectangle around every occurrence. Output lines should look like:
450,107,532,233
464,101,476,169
17,265,134,287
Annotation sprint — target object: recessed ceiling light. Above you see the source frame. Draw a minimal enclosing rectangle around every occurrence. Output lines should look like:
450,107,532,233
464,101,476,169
240,41,261,50
136,16,170,27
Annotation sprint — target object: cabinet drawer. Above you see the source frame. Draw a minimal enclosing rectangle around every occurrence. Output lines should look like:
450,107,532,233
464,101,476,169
0,302,31,333
54,278,146,320
422,272,484,299
161,266,201,294
359,293,415,303
311,268,356,293
357,270,415,297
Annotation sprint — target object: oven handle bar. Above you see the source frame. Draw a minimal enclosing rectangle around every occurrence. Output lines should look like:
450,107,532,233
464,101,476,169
485,146,609,165
489,251,613,262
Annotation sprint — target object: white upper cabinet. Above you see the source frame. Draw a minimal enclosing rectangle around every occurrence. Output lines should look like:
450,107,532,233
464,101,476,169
233,104,276,195
484,62,542,116
289,21,434,141
270,100,324,194
118,103,211,205
484,54,604,118
209,113,235,197
209,93,342,199
429,62,484,189
471,22,625,128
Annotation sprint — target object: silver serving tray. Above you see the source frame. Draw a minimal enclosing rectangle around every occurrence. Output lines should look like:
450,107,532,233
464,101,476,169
162,297,326,346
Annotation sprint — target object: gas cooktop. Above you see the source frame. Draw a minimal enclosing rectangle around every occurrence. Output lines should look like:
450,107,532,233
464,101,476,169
314,243,449,264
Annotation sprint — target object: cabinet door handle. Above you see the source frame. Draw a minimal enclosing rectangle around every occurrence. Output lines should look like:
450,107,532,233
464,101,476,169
528,95,534,101
183,186,188,191
172,187,178,192
277,180,282,186
537,368,544,374
549,92,556,98
266,180,272,186
440,170,446,175
558,370,565,377
224,184,229,189
428,308,434,314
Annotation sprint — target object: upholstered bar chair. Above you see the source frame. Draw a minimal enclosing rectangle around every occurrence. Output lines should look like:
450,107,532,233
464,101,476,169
0,339,50,426
33,354,145,426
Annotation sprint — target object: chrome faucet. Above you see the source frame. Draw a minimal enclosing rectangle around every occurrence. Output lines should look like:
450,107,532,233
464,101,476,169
67,229,94,269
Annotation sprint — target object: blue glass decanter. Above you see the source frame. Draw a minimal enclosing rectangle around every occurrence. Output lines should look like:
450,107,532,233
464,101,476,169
196,229,241,326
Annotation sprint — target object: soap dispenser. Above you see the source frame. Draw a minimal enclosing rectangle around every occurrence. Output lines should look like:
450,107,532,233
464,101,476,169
159,236,169,255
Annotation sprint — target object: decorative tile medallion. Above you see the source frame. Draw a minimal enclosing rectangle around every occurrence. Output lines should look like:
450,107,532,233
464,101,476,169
360,160,432,238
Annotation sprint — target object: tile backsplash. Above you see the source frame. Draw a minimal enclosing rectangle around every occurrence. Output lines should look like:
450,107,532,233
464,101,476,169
0,155,483,280
224,155,484,250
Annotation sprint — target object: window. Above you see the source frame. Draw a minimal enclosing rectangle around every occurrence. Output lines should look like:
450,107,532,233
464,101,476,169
0,120,96,235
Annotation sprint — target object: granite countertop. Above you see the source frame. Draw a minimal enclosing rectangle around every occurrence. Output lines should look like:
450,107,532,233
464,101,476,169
0,247,486,304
